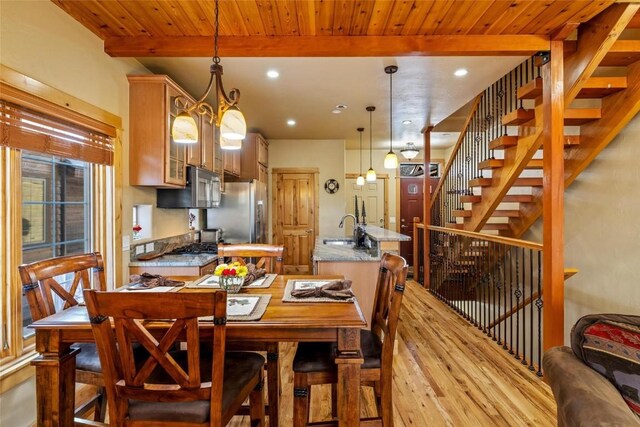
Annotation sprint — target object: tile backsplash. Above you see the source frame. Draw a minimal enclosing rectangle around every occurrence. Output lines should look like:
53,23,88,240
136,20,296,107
129,231,198,261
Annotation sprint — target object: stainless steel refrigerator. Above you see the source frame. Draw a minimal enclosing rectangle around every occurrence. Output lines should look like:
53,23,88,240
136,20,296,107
206,180,267,244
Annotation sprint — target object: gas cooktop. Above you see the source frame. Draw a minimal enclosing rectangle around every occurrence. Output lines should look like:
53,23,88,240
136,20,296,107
168,243,218,255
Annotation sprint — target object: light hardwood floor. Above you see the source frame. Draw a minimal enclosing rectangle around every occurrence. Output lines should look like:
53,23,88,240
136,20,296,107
229,280,557,426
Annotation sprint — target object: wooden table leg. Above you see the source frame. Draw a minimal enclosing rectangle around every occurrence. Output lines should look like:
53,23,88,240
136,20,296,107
266,342,280,427
32,330,78,427
335,328,363,427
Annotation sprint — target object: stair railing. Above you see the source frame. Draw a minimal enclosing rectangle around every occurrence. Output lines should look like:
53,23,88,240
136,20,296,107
431,56,540,228
429,225,544,376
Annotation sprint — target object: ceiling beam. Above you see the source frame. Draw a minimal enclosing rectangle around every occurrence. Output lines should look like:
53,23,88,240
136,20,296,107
104,35,550,57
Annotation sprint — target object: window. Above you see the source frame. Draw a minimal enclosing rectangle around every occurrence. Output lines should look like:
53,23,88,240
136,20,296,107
0,79,117,376
20,153,91,338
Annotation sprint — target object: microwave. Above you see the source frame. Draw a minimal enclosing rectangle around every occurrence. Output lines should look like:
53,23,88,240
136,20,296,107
157,167,221,208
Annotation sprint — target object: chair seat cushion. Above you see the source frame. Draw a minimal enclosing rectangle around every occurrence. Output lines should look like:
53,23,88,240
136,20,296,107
127,351,264,423
571,314,640,416
293,329,382,373
71,343,102,373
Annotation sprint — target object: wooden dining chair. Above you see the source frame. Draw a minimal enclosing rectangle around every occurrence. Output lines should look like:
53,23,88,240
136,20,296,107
292,252,408,427
19,252,107,421
84,289,265,427
217,243,284,426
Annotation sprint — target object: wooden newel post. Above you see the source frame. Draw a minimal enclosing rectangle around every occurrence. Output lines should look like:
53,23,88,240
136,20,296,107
542,42,565,350
422,127,434,288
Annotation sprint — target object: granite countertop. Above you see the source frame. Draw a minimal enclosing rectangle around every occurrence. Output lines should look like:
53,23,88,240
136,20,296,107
363,225,411,242
129,254,219,267
312,237,380,262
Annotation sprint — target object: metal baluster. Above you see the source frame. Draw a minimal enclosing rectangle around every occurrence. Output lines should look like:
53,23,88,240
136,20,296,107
515,246,521,360
521,247,527,365
536,250,543,376
508,247,514,354
529,248,535,371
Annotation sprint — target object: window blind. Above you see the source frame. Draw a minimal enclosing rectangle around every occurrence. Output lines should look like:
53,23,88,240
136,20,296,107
0,100,114,166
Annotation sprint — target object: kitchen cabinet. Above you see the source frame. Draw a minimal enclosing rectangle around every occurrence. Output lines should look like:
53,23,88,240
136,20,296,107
239,133,269,181
187,111,216,172
128,75,196,187
223,149,241,177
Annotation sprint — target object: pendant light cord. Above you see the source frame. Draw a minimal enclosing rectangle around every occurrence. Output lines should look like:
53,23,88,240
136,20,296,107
389,70,393,152
369,109,373,167
213,0,220,64
359,130,363,175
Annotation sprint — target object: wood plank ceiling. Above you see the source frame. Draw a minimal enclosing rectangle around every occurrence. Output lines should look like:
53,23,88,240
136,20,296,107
50,0,626,57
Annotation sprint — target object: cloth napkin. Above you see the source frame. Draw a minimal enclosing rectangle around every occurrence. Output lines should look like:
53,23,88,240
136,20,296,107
128,273,185,289
290,280,355,300
243,263,266,285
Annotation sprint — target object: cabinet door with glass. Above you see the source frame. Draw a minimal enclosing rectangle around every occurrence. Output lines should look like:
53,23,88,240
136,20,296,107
167,85,190,186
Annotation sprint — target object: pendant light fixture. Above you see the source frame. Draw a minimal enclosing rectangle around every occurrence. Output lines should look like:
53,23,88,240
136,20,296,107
401,142,420,160
383,65,399,169
356,127,365,186
170,0,246,147
366,106,377,182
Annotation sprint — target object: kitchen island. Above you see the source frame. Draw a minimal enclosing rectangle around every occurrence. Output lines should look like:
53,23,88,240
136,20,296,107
313,225,410,327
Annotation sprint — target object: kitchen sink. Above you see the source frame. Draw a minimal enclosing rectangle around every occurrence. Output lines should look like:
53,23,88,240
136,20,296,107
322,238,355,246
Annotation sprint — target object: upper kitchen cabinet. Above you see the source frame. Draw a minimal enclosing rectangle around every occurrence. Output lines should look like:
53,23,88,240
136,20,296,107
128,75,196,187
239,133,268,181
187,111,217,173
223,148,241,177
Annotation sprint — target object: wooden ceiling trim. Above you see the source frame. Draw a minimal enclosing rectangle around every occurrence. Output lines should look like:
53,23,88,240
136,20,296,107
104,34,550,57
419,0,455,36
399,1,435,36
434,0,496,36
235,0,267,36
295,0,316,36
366,0,394,36
315,0,336,36
332,0,357,36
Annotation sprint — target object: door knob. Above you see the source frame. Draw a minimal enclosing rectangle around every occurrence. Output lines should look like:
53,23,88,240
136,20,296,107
306,229,312,234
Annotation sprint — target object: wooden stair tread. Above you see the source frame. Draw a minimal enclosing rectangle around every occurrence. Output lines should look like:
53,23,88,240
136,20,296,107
576,76,627,98
481,223,511,231
455,210,520,218
517,77,543,99
564,108,602,125
501,194,534,203
452,210,472,218
469,178,492,187
479,159,543,170
460,195,481,203
502,108,534,126
599,40,640,67
513,178,543,187
519,76,627,99
445,222,463,230
488,135,518,150
564,268,579,280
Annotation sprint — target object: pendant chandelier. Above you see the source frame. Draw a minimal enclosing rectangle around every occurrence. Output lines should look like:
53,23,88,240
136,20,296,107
170,0,246,147
356,127,365,186
383,65,398,169
401,142,420,160
366,106,377,182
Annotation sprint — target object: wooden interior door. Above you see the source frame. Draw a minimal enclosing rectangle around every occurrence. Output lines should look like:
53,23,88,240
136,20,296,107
399,178,424,265
273,169,318,274
344,177,387,229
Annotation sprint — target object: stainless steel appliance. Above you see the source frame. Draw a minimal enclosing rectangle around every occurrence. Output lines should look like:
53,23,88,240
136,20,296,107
157,166,221,209
206,180,266,244
168,242,218,255
200,228,223,243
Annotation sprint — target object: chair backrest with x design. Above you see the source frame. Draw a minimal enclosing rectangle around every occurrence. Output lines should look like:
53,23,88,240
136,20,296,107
218,244,284,274
84,290,228,426
19,252,106,321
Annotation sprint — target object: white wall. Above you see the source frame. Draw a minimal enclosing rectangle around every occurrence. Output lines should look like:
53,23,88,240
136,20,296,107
268,139,346,237
0,2,189,424
525,113,640,344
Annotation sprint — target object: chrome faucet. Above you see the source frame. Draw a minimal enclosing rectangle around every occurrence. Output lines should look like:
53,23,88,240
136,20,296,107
338,214,365,247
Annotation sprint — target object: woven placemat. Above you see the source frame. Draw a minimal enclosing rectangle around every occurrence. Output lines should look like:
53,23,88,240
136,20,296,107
187,274,277,289
200,294,272,322
282,280,355,303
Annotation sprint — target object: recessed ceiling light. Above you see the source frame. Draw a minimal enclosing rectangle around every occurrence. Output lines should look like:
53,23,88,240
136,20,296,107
287,119,296,126
332,109,342,114
266,70,280,79
402,120,412,125
454,68,468,77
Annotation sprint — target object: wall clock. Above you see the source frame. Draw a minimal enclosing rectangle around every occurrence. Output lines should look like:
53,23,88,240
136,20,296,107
324,179,339,194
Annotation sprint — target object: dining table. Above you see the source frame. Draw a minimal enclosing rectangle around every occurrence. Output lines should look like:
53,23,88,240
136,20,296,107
30,274,367,427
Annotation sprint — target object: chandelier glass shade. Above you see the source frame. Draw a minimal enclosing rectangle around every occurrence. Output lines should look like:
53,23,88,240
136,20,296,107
170,0,246,147
384,65,398,169
401,142,420,160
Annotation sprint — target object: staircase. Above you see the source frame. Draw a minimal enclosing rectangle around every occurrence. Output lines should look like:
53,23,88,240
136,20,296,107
439,5,640,238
